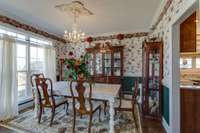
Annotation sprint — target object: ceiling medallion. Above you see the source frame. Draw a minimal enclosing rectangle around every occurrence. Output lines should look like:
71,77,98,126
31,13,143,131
55,1,93,43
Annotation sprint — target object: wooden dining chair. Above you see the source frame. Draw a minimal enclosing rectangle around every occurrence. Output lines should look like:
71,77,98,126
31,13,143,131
35,77,69,126
114,80,139,127
70,80,102,133
30,73,45,110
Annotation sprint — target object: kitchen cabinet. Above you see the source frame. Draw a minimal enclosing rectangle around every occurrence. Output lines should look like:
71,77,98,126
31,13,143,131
180,12,196,52
181,87,200,133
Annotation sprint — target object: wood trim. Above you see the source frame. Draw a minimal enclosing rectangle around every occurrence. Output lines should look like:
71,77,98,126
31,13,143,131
0,15,66,43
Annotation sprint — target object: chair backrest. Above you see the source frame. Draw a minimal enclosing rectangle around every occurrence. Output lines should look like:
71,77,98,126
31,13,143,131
30,73,45,99
35,78,55,107
30,73,45,87
70,80,93,112
132,80,139,104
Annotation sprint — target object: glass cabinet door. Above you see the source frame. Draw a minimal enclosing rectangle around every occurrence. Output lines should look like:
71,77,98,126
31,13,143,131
148,50,160,90
104,53,111,76
113,52,121,76
88,53,94,75
95,53,103,75
147,49,160,116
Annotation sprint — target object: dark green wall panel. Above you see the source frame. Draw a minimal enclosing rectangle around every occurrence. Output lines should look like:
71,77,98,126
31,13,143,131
162,85,169,125
122,76,142,91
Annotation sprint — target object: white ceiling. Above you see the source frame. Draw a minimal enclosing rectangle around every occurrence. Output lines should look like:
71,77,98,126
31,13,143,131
0,0,161,37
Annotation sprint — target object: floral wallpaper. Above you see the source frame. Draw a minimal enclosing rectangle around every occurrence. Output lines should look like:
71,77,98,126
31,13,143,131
149,0,185,87
54,0,186,81
55,36,147,77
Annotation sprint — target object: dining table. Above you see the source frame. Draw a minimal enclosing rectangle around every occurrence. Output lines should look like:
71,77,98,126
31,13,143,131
34,81,121,133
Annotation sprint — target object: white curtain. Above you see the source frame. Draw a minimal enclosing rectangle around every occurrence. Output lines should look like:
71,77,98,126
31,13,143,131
44,47,56,83
0,35,18,121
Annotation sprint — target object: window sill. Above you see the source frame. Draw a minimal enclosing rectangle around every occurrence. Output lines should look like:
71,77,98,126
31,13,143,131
18,97,33,105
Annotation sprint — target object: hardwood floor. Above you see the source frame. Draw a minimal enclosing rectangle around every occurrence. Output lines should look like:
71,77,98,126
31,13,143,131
141,118,166,133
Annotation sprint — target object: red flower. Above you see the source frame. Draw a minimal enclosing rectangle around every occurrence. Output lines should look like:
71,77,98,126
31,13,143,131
74,63,79,70
116,33,124,40
85,37,93,43
69,51,74,56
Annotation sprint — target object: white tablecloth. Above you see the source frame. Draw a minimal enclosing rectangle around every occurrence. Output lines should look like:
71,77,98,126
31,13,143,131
35,81,120,133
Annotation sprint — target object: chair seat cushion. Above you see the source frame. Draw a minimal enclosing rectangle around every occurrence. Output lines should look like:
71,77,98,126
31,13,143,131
75,101,102,111
115,99,133,109
42,96,68,106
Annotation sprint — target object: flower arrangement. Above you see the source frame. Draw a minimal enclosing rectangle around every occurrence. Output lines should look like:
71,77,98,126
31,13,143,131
64,51,90,81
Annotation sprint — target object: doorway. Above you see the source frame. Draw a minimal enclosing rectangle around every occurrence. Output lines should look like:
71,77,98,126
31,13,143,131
170,0,198,133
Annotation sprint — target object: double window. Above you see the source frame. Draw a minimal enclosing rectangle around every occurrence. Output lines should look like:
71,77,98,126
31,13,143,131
0,26,52,103
17,43,46,101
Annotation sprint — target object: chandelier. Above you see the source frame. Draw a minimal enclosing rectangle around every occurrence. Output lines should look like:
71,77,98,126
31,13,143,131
63,12,85,43
55,1,93,43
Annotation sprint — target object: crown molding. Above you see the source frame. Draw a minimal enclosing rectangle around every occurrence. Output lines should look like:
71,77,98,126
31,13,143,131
150,0,173,31
0,14,66,43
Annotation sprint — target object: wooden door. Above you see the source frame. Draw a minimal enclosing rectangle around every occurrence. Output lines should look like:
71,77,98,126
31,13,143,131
180,12,196,52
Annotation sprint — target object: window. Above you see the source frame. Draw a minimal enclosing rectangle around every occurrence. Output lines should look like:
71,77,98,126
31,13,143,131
0,25,52,103
17,44,28,100
180,56,200,69
30,46,45,73
180,58,192,69
17,44,46,102
196,58,200,68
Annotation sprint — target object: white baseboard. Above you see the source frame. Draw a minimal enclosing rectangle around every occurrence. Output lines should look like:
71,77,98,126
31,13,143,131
19,100,33,111
162,117,169,133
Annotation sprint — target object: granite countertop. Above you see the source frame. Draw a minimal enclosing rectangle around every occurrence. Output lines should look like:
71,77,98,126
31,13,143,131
180,85,200,90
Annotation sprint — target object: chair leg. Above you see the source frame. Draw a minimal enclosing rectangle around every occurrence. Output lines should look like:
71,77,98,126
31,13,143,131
73,110,76,133
132,110,138,129
103,101,107,115
50,108,55,126
66,102,69,111
42,107,45,114
38,106,42,123
114,109,117,116
33,101,35,111
88,114,93,133
98,107,101,122
66,102,69,114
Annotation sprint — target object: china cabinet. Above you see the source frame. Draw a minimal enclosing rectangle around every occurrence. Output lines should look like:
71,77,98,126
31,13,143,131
142,40,163,120
86,43,124,84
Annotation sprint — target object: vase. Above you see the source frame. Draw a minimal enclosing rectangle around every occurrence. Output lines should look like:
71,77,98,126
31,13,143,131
76,73,86,111
78,73,84,81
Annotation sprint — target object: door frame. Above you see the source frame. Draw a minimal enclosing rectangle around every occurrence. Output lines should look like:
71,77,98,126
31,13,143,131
168,0,198,133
